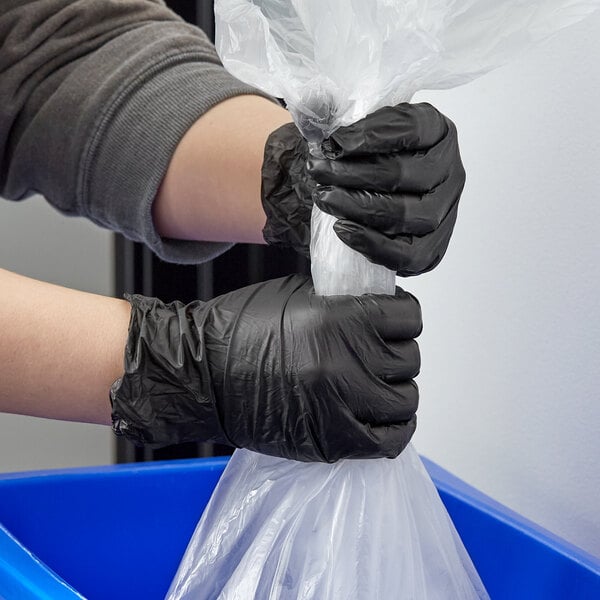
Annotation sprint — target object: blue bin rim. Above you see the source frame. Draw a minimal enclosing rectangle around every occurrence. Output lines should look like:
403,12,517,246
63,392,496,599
0,456,228,483
0,522,85,599
420,455,600,575
1,454,598,576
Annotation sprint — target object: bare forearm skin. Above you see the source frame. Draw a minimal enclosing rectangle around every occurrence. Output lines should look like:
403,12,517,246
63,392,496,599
0,268,130,425
153,95,293,245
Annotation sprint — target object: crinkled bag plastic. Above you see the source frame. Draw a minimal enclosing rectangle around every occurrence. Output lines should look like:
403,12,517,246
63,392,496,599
167,1,600,598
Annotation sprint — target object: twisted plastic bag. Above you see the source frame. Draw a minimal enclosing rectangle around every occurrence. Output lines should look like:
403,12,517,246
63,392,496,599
167,1,600,598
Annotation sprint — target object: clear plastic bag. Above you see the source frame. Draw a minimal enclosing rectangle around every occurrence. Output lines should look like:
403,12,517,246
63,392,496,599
167,446,487,599
167,1,600,598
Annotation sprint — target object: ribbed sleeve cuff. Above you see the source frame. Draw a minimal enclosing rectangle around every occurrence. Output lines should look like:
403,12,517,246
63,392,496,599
80,51,271,264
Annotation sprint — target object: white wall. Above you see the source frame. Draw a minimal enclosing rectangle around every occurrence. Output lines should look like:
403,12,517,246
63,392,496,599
0,197,114,472
410,12,600,557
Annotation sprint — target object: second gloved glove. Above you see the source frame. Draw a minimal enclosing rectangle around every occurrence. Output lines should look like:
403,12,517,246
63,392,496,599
262,102,466,276
110,275,422,463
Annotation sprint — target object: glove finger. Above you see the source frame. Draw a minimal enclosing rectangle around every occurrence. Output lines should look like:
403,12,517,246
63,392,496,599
377,340,421,383
315,158,463,236
321,103,448,158
351,378,419,426
315,186,423,234
356,291,422,340
334,203,459,276
358,338,421,388
308,128,457,195
351,336,420,386
361,416,418,459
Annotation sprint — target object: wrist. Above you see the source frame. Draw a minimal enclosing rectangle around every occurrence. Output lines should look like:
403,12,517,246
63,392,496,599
153,94,292,246
110,294,229,448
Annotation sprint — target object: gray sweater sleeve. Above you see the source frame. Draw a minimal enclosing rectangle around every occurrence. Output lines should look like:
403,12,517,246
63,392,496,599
0,0,269,264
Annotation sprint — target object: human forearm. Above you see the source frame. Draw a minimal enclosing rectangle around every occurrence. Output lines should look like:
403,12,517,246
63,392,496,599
153,95,292,245
0,269,130,425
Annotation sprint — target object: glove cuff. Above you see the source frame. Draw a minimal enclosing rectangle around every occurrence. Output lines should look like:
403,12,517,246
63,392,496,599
110,294,232,449
261,123,314,256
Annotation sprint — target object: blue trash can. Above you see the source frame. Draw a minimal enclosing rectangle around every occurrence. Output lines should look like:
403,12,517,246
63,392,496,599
0,456,598,599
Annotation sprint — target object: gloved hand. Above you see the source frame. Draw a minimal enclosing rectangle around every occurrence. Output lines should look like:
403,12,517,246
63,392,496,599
262,102,465,276
110,275,422,463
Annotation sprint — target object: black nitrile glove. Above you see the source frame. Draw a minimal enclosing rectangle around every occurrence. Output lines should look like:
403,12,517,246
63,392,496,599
110,275,422,463
262,102,465,276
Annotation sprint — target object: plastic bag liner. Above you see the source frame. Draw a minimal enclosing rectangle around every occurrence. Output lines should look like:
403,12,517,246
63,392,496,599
167,2,600,598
